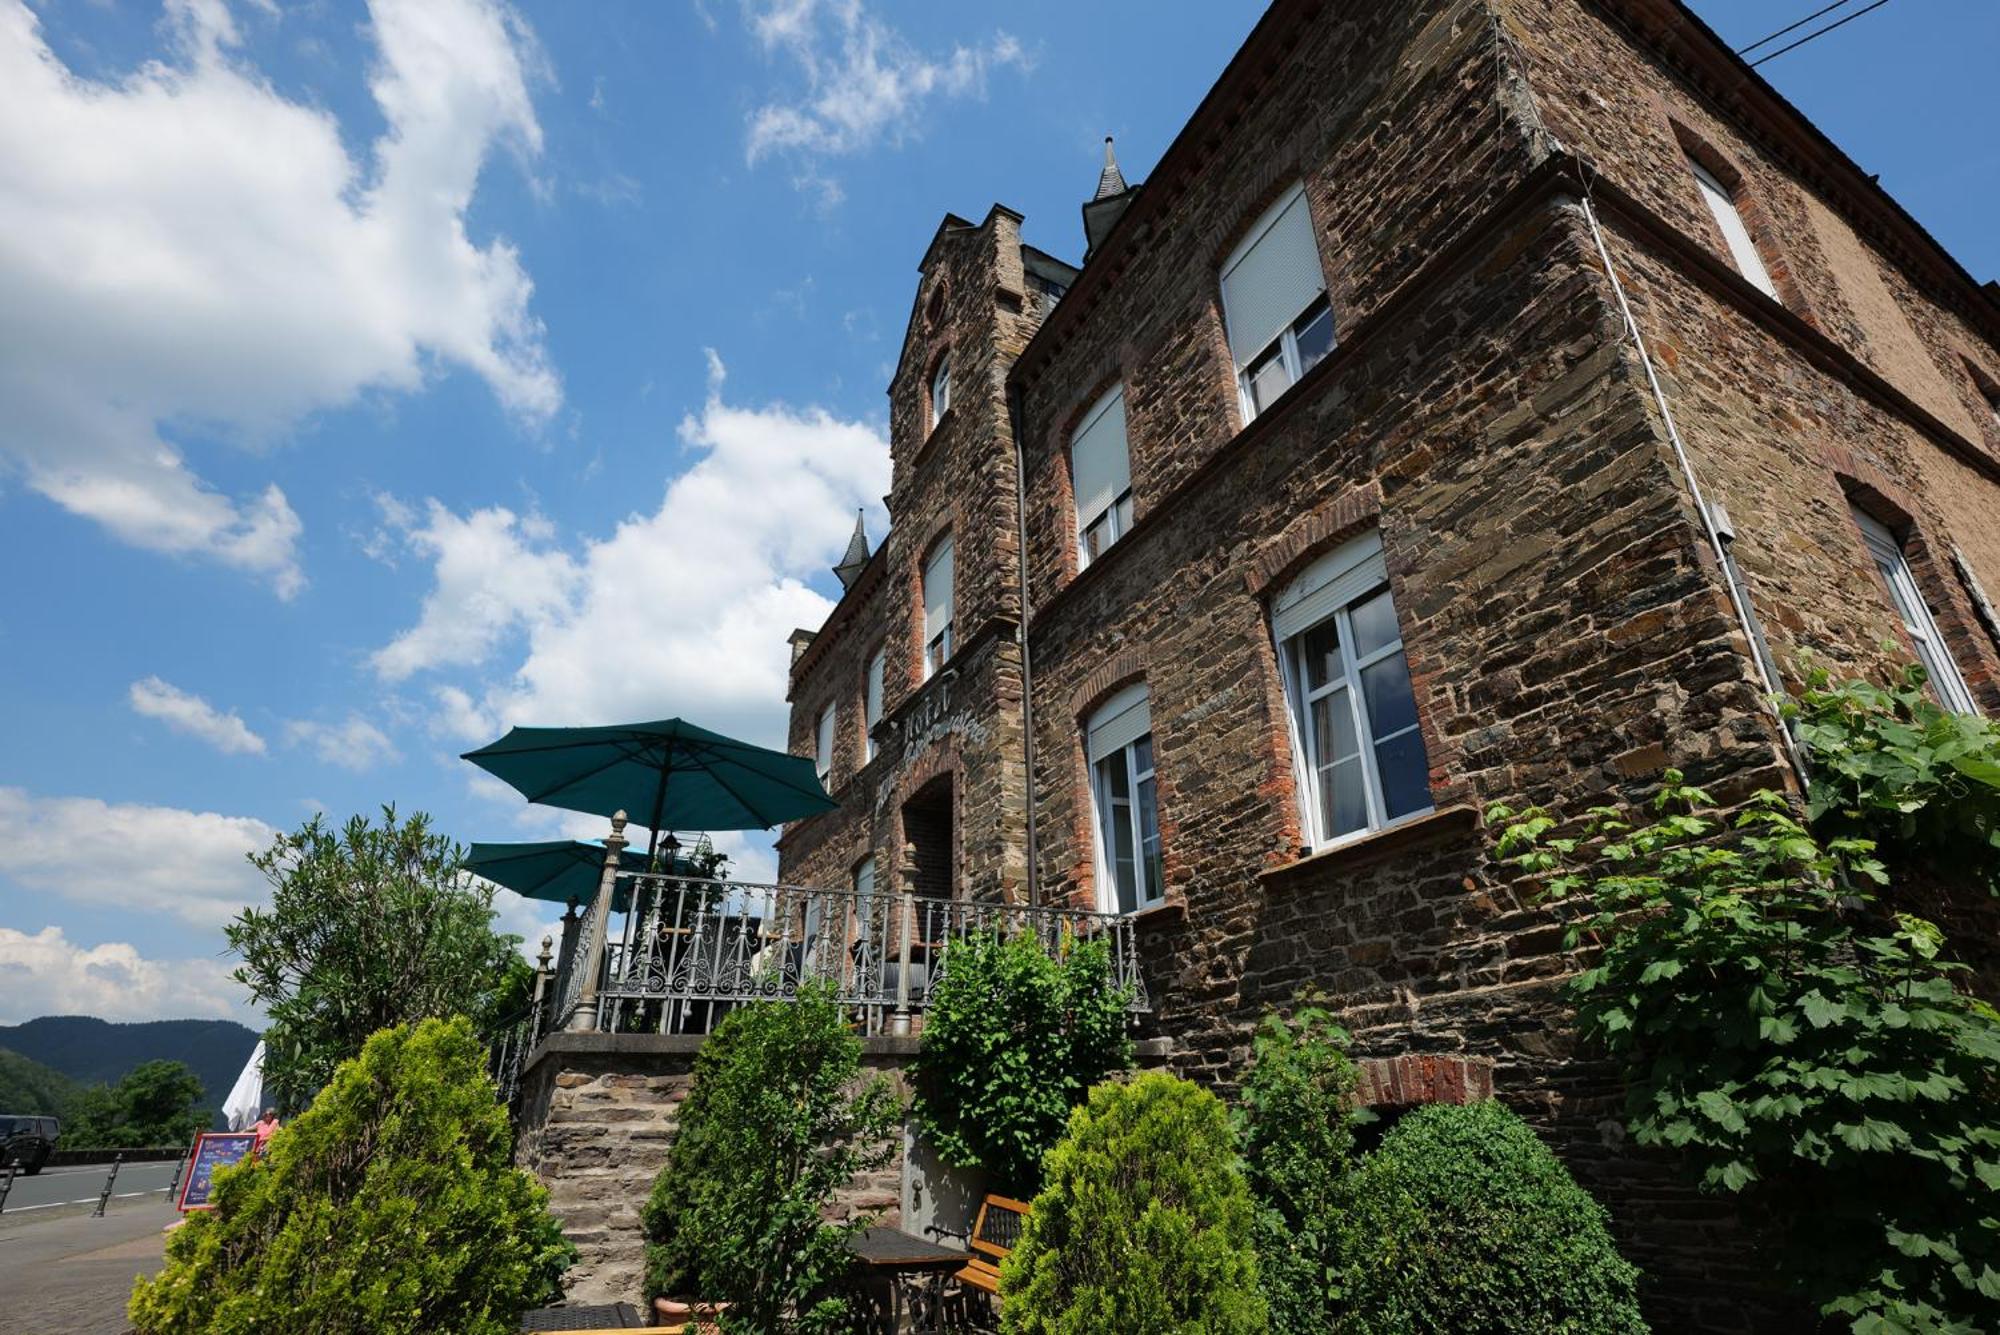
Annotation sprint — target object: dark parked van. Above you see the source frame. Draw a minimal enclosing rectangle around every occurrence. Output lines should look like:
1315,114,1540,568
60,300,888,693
0,1114,59,1174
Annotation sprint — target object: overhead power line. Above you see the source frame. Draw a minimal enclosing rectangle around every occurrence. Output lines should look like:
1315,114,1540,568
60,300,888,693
1744,0,1894,68
1736,0,1863,56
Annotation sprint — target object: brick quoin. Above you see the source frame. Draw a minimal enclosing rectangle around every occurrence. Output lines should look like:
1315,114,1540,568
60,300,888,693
764,1,2000,1327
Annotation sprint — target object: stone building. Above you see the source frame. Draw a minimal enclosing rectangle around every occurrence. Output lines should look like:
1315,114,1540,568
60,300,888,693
775,0,2000,1326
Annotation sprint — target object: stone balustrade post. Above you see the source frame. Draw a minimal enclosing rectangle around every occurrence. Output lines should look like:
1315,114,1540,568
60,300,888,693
566,811,628,1033
891,839,919,1036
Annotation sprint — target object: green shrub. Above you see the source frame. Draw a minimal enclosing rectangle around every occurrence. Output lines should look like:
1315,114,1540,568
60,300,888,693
642,987,900,1333
910,930,1131,1196
1494,769,2000,1329
1340,1100,1646,1334
1789,659,2000,896
128,1017,573,1335
1000,1072,1265,1334
1234,1006,1361,1334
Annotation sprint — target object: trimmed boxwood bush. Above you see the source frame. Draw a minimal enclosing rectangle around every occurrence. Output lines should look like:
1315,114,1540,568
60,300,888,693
127,1016,573,1335
642,987,900,1333
1000,1072,1265,1334
1340,1100,1646,1334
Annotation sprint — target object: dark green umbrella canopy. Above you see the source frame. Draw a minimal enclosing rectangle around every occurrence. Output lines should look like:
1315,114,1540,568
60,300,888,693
464,839,691,913
460,718,836,840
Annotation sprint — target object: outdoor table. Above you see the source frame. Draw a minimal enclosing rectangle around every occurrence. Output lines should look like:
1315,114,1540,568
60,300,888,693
847,1225,969,1332
518,1301,646,1331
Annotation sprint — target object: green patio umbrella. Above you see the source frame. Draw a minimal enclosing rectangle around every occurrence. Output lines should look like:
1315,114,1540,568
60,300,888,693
464,839,691,913
460,718,836,860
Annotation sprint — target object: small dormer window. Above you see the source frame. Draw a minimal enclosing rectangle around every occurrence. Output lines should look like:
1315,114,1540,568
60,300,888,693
930,354,952,432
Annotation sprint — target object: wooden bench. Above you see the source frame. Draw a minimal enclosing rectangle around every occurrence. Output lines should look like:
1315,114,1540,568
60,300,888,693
954,1193,1031,1297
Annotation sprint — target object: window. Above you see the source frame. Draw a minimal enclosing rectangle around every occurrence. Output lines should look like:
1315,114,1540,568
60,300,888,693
1220,182,1334,422
852,854,877,946
1273,530,1432,848
930,353,952,430
864,645,885,762
1087,684,1163,914
1688,156,1778,301
1852,507,1979,714
814,703,836,784
1070,386,1133,566
922,535,954,678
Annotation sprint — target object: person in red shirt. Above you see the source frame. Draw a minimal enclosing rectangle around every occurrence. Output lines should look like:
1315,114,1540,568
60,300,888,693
252,1108,280,1152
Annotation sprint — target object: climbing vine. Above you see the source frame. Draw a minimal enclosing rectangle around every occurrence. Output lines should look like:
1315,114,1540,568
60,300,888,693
1491,724,2000,1329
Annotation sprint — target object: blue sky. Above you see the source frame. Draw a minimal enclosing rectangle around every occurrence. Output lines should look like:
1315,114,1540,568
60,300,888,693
1,0,1994,1026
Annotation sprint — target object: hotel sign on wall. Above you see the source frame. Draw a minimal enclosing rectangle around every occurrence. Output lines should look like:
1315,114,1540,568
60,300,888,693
874,667,991,812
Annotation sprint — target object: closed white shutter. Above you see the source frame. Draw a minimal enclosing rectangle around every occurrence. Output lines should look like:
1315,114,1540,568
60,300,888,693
1087,683,1152,763
1271,530,1386,643
1689,158,1777,300
865,647,884,727
815,704,835,780
1220,183,1324,370
864,646,885,760
1070,388,1130,529
923,536,954,645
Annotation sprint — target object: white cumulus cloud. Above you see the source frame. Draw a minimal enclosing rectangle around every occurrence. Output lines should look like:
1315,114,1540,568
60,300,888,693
129,675,267,755
0,788,277,928
380,351,889,755
0,926,245,1025
283,716,402,772
369,501,581,682
0,0,558,597
741,0,1026,198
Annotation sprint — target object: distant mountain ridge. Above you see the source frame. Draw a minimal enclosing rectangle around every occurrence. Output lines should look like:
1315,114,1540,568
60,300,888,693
0,1016,258,1120
0,1047,77,1117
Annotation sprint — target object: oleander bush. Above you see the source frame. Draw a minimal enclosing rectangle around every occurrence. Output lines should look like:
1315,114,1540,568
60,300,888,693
910,930,1132,1195
1340,1100,1647,1334
1234,1005,1362,1335
999,1072,1265,1334
127,1017,573,1335
642,987,900,1334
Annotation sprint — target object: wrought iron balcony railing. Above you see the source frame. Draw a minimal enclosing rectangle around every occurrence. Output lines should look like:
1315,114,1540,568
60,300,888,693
546,872,1149,1040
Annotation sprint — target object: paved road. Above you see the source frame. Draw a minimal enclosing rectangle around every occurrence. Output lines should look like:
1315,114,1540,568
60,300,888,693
1,1161,179,1214
0,1196,176,1335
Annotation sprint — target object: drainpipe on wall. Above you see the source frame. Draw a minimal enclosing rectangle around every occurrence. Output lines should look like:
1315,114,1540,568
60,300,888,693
1006,378,1042,907
1570,162,1813,791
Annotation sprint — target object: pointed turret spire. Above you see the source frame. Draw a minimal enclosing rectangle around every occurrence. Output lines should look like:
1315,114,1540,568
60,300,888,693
832,509,870,590
1094,137,1128,201
1082,135,1141,263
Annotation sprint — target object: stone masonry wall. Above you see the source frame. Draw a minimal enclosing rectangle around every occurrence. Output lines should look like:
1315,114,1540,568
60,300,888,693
513,1034,914,1309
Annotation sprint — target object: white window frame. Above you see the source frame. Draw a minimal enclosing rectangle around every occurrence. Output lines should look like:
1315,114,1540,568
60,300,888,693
1219,181,1334,424
863,646,885,763
1688,156,1778,301
814,703,836,784
922,536,954,679
1852,508,1980,715
1086,684,1164,915
1273,532,1433,851
1070,385,1133,567
930,353,952,431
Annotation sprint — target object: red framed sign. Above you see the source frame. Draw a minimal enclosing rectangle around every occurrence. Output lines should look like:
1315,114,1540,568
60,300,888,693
175,1131,259,1212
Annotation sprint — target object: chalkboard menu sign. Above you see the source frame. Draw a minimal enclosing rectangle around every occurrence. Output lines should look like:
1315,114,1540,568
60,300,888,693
176,1131,259,1211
